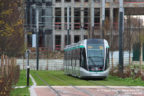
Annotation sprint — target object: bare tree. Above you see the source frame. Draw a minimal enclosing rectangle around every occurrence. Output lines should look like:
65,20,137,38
138,16,144,74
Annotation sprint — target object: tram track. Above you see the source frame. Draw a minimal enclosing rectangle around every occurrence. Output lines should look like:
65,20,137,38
87,80,133,96
45,73,94,96
33,72,61,96
33,71,120,96
86,80,120,95
34,71,94,96
88,79,144,96
32,71,144,96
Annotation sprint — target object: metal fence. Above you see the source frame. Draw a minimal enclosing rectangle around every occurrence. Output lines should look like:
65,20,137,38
16,51,144,70
17,59,64,70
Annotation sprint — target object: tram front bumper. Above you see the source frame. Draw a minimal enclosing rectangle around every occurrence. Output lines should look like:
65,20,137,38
80,68,110,78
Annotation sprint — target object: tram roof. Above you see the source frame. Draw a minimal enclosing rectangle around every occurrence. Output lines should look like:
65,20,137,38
64,39,105,51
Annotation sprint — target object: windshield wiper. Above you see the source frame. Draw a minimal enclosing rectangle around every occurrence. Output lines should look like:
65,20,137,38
88,56,103,62
88,57,95,64
88,57,102,62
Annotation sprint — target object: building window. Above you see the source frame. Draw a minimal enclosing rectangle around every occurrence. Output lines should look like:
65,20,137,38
114,8,118,30
95,0,100,2
39,33,44,47
41,9,45,27
42,0,45,3
84,8,89,30
105,8,110,30
56,0,61,2
64,8,71,30
65,0,71,2
94,8,100,29
55,8,61,30
74,8,81,30
84,35,88,39
75,0,80,2
84,0,88,2
74,35,80,43
32,8,35,26
27,34,32,47
31,0,35,3
55,35,61,50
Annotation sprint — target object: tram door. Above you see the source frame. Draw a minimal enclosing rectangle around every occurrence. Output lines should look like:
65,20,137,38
69,50,72,75
75,49,80,77
69,51,72,74
72,50,76,76
64,52,66,73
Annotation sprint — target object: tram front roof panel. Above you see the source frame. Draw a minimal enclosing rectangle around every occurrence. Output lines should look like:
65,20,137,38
87,39,104,44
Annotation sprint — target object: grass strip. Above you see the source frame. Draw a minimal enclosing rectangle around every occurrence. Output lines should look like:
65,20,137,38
16,70,33,86
10,87,30,96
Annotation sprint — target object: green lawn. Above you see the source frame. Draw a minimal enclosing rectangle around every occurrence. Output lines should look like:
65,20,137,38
31,70,144,86
10,70,32,96
16,70,33,86
10,87,30,96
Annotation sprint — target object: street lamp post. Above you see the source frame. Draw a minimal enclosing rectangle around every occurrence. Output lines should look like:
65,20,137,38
26,49,30,87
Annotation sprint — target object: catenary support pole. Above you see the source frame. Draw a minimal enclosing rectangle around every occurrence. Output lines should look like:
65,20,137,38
90,0,95,39
67,6,70,45
119,0,124,75
102,0,105,39
36,8,39,70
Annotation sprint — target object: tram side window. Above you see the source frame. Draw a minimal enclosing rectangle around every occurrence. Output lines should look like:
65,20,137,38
75,49,79,67
68,51,71,66
69,51,72,66
67,51,68,66
77,48,80,67
73,50,74,66
70,51,73,66
80,48,87,69
71,50,73,66
74,49,77,66
64,52,66,66
73,50,76,67
66,51,68,66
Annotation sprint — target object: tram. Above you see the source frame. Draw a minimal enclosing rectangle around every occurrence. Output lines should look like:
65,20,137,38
64,39,110,79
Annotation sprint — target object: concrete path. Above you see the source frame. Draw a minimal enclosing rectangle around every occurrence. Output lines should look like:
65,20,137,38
29,74,37,96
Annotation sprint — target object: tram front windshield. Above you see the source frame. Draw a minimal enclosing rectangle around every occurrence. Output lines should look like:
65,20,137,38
87,44,104,71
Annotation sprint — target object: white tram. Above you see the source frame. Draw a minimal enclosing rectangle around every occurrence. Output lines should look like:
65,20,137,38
64,39,110,79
